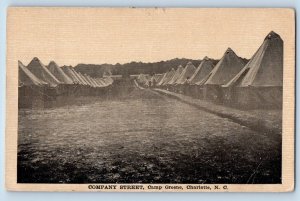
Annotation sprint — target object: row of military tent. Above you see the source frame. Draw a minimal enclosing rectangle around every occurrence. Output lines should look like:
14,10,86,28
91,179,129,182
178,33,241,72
19,57,114,108
149,31,283,109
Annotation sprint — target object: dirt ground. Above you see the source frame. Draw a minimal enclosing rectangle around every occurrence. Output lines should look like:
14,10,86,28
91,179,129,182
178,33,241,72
17,87,281,184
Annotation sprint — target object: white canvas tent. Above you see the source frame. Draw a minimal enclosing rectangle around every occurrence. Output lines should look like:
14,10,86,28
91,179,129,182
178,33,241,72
156,73,167,86
47,61,74,84
61,66,81,84
197,48,246,102
222,31,283,108
77,72,90,86
70,68,88,85
27,57,61,87
85,75,98,88
160,68,176,86
167,65,184,85
199,48,246,86
19,61,47,86
153,74,164,83
189,57,215,84
175,62,196,84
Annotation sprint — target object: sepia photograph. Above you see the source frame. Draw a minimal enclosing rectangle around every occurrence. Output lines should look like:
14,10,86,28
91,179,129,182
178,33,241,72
6,8,295,192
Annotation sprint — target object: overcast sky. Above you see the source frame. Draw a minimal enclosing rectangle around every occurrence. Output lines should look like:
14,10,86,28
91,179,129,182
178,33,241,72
8,8,294,66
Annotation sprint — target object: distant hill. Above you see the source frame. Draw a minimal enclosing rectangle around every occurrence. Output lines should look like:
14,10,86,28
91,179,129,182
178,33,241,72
73,58,220,78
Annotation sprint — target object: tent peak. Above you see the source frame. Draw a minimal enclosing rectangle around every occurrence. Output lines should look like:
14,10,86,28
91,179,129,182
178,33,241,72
225,47,234,53
203,56,209,60
265,31,281,40
32,57,40,62
30,57,44,66
49,61,58,65
224,48,239,58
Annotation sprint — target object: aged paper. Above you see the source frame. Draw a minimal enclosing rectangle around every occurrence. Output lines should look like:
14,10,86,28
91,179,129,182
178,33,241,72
6,8,295,192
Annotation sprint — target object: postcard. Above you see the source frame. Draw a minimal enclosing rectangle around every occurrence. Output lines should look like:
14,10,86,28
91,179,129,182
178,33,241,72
6,7,295,192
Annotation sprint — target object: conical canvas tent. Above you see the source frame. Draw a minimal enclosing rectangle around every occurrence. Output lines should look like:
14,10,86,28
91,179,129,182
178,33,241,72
160,68,176,86
83,74,94,87
157,73,167,86
70,68,87,85
27,57,61,87
94,78,105,87
85,75,98,87
95,78,104,87
137,74,149,86
189,57,215,84
152,74,164,87
175,62,196,84
61,66,91,95
151,74,163,86
19,61,50,108
201,48,246,86
222,31,283,108
198,48,246,102
47,61,73,84
77,72,90,86
167,65,184,85
91,77,102,87
182,58,214,97
61,66,81,84
19,61,47,86
96,78,106,86
84,75,94,87
153,74,164,83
